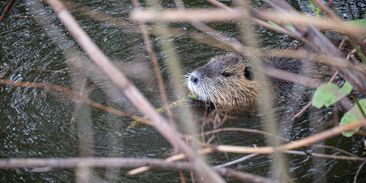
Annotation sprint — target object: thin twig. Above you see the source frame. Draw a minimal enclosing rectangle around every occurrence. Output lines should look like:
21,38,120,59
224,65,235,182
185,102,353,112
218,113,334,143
353,161,366,183
12,15,33,19
0,0,16,21
206,0,232,11
214,154,259,168
292,40,352,121
63,1,134,31
128,148,213,175
291,70,338,120
130,8,365,37
286,150,364,161
292,102,313,121
0,158,192,169
197,127,288,141
132,0,174,124
313,0,340,21
197,127,362,159
265,67,322,88
179,171,187,183
215,120,366,154
206,0,302,40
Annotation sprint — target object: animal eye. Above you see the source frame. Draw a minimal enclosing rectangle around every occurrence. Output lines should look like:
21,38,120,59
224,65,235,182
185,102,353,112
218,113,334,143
244,66,253,80
221,71,233,77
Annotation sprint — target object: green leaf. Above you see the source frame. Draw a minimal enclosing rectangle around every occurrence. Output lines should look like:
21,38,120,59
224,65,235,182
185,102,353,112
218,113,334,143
340,99,366,137
342,81,353,94
312,82,353,108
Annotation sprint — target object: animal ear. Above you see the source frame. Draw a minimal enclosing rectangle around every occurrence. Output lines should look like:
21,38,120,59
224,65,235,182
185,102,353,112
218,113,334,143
221,71,233,77
244,66,253,80
222,64,242,77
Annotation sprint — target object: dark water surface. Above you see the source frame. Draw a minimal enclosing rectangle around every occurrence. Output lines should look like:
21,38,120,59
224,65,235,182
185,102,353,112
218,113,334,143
0,0,365,182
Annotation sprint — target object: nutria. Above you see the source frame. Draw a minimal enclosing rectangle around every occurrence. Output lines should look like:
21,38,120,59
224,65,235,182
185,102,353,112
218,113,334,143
186,53,308,111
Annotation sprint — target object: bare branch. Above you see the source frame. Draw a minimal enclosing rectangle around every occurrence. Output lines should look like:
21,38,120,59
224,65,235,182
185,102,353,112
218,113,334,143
130,8,365,37
216,120,366,154
0,158,192,170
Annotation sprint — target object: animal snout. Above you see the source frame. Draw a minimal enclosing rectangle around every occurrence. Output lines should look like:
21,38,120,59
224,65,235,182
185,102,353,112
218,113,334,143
190,75,199,85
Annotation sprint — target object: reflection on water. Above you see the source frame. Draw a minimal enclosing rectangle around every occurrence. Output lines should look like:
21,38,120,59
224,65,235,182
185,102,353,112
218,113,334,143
0,1,365,183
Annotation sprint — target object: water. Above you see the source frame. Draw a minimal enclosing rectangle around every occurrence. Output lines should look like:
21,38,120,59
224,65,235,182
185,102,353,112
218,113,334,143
0,0,365,182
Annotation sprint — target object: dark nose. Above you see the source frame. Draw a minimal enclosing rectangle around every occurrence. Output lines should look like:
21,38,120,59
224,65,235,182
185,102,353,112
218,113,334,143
190,75,199,85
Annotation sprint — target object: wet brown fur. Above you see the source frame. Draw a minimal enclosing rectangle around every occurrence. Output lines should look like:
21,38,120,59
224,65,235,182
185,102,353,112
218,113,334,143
187,53,259,111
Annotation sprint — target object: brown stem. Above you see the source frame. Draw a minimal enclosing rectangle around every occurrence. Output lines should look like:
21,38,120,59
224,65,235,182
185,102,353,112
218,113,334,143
0,0,16,21
198,127,361,159
313,0,340,20
265,67,322,88
132,0,174,124
179,171,187,183
128,148,213,175
0,157,273,183
197,127,288,141
206,0,302,40
353,161,366,183
215,120,366,154
130,8,365,37
291,71,339,120
0,158,192,169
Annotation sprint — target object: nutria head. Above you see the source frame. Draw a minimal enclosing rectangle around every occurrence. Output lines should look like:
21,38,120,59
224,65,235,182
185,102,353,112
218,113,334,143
186,53,258,111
